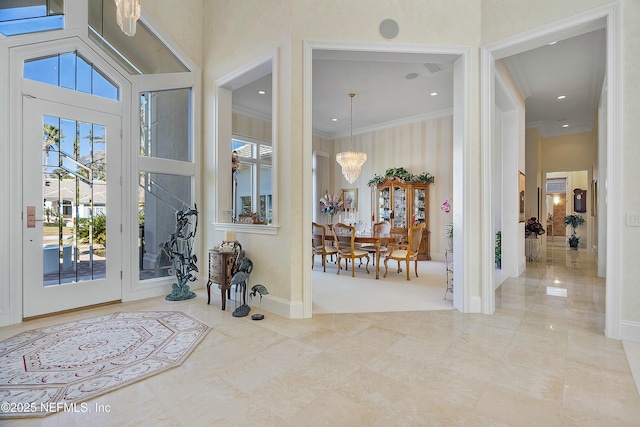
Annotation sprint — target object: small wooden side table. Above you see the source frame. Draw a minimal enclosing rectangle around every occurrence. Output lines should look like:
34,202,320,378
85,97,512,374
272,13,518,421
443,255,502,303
207,249,239,310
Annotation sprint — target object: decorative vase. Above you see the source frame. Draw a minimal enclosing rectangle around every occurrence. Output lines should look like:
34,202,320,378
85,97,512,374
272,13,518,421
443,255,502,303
446,236,453,251
328,213,334,224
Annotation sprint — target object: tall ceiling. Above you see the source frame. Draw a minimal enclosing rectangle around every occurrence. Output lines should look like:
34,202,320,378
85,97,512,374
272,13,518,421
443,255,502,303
232,29,606,140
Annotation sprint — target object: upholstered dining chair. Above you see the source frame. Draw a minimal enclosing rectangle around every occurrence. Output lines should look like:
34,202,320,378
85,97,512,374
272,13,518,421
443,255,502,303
312,222,338,272
383,222,426,280
361,221,391,265
332,223,370,277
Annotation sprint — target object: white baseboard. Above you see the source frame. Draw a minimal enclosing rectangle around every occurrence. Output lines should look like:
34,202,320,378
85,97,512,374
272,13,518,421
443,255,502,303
469,296,481,312
208,287,303,318
621,320,640,343
262,295,304,318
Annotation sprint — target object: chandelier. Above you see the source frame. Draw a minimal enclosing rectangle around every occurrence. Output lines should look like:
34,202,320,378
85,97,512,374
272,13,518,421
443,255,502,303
114,0,141,37
336,93,367,184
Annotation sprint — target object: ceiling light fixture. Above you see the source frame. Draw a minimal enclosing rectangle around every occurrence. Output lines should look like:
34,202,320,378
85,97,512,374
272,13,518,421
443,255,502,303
562,124,569,128
332,118,338,122
557,95,566,100
114,0,141,37
430,92,438,96
336,93,367,184
405,73,418,80
257,90,266,95
549,41,558,45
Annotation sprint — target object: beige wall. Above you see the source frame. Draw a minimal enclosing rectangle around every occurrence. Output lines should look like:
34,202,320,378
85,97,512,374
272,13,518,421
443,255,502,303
622,1,640,324
143,0,204,69
233,113,272,142
541,132,594,172
525,128,543,220
481,0,614,45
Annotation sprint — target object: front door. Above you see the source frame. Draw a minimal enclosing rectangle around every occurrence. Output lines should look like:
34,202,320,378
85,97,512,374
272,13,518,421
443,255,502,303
23,96,122,317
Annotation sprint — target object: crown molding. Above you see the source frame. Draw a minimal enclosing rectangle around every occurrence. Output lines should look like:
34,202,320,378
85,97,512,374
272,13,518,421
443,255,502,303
526,121,592,138
328,108,453,140
232,105,271,123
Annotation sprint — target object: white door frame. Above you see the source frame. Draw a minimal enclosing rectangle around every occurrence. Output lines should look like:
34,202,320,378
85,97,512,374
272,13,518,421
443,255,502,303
302,41,472,317
480,3,621,338
22,96,123,317
7,37,131,322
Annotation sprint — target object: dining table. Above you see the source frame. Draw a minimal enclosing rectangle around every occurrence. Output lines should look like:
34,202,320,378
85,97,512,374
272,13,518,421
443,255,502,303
325,230,401,279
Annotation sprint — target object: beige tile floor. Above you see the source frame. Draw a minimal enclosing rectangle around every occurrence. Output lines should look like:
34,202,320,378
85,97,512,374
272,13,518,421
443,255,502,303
2,244,640,426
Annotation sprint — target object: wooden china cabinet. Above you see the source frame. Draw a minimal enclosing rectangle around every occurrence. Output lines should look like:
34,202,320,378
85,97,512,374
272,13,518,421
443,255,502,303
372,177,430,260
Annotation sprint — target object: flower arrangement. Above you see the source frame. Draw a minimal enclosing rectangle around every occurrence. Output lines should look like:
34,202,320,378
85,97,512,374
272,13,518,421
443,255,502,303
319,192,343,222
441,199,451,214
525,217,546,237
441,199,453,238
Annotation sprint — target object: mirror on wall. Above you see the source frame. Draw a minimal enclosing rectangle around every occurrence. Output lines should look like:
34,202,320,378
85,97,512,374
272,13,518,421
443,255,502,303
231,71,272,224
217,52,276,226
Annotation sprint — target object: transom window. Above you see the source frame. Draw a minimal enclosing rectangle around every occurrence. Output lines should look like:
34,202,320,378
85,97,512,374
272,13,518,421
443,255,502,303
24,51,119,100
0,0,64,36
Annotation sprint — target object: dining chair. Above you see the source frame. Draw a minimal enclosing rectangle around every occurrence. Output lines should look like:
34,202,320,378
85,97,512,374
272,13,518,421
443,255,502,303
361,221,391,265
312,222,338,272
332,223,370,277
383,222,426,280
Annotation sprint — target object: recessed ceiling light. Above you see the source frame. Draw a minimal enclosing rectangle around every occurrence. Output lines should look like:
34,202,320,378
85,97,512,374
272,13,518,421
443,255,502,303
257,90,266,95
562,124,569,128
430,92,438,96
549,41,558,45
331,118,338,122
405,73,418,80
557,95,566,100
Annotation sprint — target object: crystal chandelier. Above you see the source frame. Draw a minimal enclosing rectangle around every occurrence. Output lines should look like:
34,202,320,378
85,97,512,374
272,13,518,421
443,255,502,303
336,93,367,184
114,0,141,37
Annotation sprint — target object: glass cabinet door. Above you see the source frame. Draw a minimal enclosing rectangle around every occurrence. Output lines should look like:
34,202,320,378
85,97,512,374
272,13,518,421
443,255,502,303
414,188,426,225
378,187,391,222
393,186,406,228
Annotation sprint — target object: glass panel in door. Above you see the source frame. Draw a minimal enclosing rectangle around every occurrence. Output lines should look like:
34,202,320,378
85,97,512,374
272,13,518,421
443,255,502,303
42,115,107,285
414,188,426,226
393,186,406,228
379,187,390,222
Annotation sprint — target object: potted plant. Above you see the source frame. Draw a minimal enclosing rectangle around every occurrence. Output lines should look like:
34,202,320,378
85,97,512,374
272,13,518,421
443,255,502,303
441,199,453,250
563,214,585,249
525,217,546,239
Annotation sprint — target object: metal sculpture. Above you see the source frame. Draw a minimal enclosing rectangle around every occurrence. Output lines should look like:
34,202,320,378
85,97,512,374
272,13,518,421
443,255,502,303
231,254,253,317
163,204,199,301
249,284,269,320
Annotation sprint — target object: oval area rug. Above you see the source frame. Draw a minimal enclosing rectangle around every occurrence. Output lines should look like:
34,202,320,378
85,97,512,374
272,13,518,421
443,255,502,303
0,311,210,418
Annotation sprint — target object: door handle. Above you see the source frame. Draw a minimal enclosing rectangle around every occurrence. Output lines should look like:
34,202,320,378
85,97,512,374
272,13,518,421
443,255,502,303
26,206,45,228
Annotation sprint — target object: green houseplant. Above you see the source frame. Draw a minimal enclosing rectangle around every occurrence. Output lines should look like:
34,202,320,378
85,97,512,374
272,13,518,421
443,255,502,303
367,167,435,187
563,214,585,249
